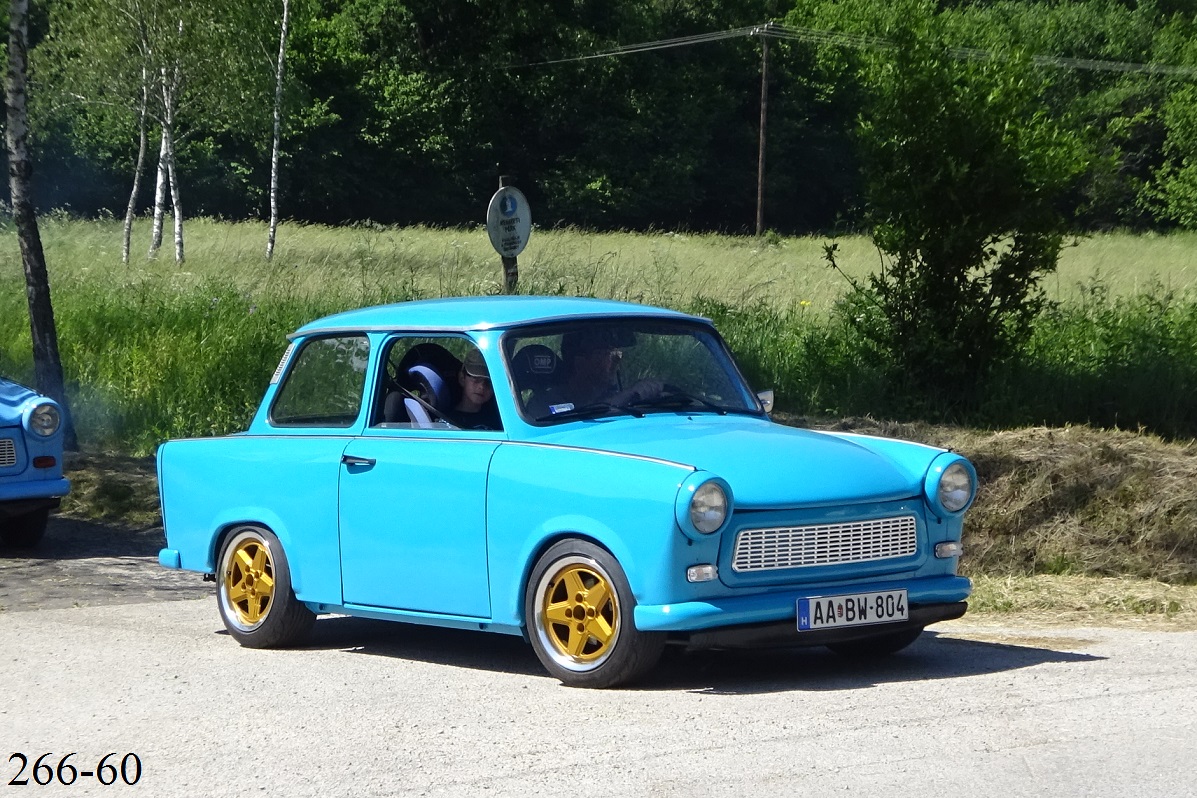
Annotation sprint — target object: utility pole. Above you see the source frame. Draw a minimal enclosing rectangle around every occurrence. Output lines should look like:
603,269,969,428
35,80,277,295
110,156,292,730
755,24,771,237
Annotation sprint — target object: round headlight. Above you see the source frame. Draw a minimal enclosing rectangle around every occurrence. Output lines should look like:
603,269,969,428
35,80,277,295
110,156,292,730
938,462,973,513
690,482,728,534
30,402,61,437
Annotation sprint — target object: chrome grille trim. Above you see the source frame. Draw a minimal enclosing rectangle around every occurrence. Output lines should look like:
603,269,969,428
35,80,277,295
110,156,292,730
732,515,918,572
0,438,16,468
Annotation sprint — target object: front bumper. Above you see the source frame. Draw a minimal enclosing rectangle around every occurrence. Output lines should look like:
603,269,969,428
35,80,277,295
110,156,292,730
683,601,967,649
633,574,971,633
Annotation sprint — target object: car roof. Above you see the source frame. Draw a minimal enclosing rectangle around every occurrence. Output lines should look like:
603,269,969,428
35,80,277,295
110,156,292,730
291,295,703,338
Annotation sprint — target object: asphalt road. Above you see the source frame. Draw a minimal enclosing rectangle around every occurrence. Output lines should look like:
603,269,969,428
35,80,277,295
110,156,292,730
4,593,1196,797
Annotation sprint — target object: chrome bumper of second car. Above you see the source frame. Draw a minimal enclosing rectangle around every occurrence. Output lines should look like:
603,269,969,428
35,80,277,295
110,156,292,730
632,574,971,633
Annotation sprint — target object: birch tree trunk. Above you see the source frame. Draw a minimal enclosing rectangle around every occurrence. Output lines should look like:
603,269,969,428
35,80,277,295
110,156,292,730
6,0,76,448
149,126,168,257
164,119,184,264
122,66,150,264
162,21,184,265
266,0,290,261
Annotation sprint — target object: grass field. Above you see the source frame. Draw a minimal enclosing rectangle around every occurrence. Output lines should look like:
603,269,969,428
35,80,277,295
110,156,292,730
4,219,1197,438
4,217,1197,449
8,217,1196,309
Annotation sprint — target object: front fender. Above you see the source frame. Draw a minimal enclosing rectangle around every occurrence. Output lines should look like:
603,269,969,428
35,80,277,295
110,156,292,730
486,442,696,628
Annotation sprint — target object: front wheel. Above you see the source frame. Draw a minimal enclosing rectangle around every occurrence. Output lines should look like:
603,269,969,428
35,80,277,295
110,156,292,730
525,539,665,688
0,508,49,548
217,526,314,648
827,627,924,658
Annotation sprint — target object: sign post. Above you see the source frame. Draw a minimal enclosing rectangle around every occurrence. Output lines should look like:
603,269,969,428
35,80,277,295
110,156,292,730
486,177,531,294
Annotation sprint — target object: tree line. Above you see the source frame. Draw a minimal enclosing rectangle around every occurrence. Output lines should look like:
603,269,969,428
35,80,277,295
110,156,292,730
3,0,1193,242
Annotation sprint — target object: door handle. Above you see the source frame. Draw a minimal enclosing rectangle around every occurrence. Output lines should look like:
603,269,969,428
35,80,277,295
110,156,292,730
341,455,376,467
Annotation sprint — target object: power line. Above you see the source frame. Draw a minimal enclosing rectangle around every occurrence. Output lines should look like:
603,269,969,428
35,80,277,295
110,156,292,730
518,26,759,67
515,20,1197,79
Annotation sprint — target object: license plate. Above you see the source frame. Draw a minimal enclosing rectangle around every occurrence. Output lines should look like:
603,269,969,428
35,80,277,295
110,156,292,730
797,589,908,631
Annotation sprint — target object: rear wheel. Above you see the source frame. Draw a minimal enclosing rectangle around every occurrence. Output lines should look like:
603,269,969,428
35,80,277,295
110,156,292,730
525,539,665,688
217,526,314,648
0,508,49,548
827,627,924,658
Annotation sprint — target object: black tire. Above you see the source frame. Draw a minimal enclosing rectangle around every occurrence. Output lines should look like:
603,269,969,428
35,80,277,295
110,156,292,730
217,525,315,648
827,627,924,658
525,539,665,688
0,508,49,549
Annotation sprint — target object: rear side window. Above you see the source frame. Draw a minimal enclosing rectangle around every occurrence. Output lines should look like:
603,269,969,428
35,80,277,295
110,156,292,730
270,335,370,427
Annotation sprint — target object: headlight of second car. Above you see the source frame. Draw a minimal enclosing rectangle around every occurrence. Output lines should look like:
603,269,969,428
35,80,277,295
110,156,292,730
29,402,61,437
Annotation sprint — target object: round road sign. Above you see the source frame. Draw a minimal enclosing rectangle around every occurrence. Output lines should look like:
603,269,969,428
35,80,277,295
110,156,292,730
486,186,531,258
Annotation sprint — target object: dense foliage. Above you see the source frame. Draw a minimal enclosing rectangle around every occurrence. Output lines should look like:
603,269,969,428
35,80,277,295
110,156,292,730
8,0,1197,233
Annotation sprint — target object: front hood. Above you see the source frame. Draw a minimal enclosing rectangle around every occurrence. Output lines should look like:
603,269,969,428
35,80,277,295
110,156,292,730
0,378,38,426
535,415,941,508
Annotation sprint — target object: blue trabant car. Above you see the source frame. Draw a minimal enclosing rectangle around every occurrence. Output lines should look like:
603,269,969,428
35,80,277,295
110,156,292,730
157,296,976,687
1,377,69,547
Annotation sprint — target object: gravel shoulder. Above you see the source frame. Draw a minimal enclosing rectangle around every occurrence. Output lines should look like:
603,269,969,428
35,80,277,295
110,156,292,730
0,515,212,612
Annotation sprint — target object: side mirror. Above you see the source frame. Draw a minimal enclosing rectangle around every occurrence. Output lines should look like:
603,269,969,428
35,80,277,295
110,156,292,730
756,389,774,414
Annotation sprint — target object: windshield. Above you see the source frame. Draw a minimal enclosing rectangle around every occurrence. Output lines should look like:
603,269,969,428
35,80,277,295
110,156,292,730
503,317,762,425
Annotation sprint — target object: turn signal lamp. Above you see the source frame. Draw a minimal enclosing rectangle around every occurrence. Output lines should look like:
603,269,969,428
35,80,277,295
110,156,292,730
935,541,964,559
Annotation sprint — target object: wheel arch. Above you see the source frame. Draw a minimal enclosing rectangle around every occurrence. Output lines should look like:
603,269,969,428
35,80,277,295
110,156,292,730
207,515,305,595
516,530,619,633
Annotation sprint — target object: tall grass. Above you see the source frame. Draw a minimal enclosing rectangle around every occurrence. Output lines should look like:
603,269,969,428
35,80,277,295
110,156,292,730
986,283,1197,436
0,277,372,452
3,218,1197,452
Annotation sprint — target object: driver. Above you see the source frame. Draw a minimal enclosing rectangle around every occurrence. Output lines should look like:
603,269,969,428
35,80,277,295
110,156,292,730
558,329,662,409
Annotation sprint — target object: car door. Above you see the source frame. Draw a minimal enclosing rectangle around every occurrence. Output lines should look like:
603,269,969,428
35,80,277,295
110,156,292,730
338,431,500,617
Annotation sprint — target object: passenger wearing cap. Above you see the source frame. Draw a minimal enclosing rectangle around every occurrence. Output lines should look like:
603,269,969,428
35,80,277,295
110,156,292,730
454,348,502,430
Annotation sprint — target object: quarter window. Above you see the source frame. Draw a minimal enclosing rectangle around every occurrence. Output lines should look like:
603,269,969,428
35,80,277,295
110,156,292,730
270,335,370,427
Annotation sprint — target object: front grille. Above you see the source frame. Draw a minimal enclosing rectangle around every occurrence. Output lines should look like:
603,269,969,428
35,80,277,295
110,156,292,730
0,438,16,468
731,515,918,573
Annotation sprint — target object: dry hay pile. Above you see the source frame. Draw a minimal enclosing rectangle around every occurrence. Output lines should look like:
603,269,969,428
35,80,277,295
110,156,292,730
785,415,1197,585
958,425,1197,583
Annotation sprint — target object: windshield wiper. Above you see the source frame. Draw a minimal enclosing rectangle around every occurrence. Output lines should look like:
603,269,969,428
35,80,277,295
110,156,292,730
628,390,729,415
536,402,644,423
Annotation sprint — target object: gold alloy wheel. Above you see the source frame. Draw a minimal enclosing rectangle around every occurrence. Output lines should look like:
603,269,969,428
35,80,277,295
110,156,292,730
539,559,619,664
223,534,276,628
